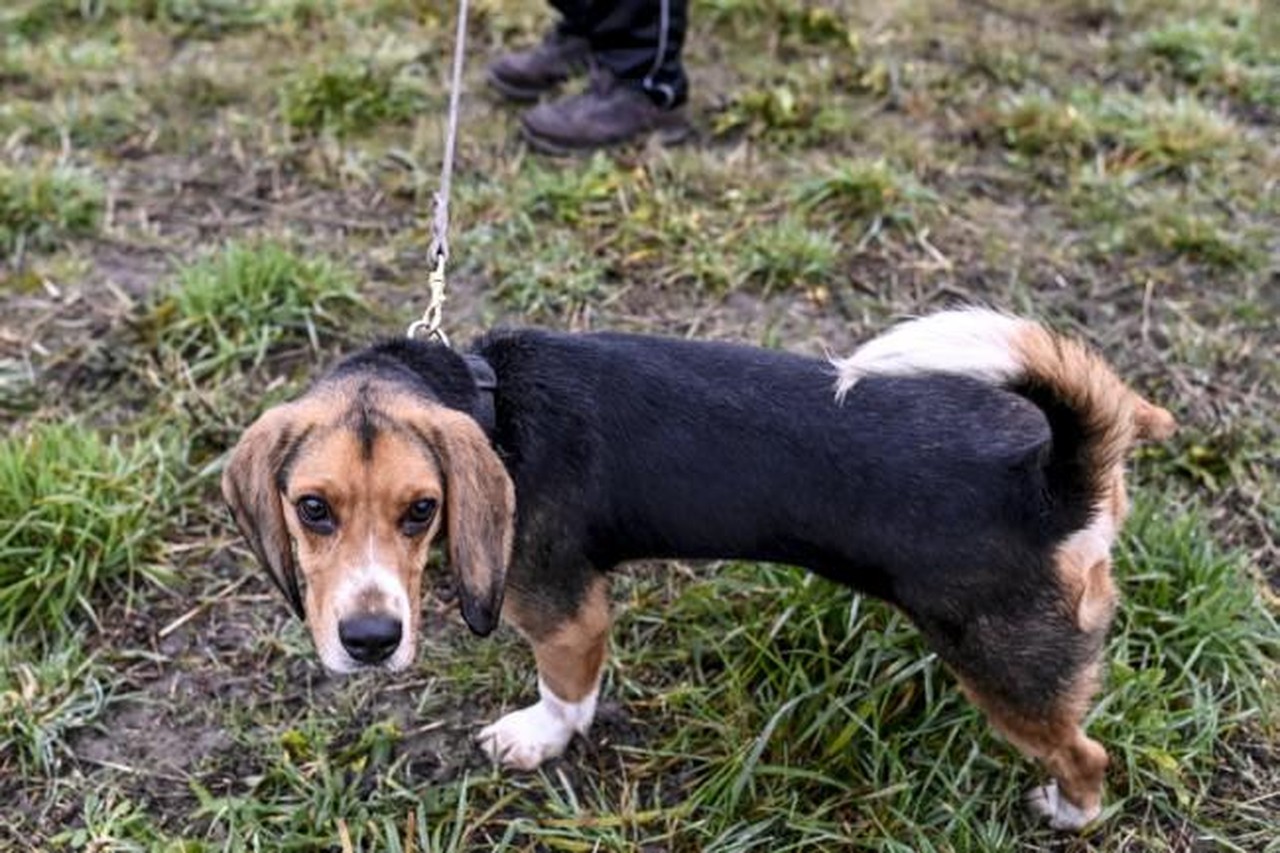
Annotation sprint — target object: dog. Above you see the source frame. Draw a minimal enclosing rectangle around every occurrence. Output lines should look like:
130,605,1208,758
222,308,1176,830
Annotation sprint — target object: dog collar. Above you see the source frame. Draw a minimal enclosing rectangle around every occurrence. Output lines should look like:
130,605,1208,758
463,353,498,437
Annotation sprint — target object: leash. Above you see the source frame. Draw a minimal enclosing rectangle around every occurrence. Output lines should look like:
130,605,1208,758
407,0,471,347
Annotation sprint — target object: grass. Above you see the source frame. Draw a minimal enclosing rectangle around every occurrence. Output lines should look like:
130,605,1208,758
0,641,110,776
282,59,434,136
0,0,1276,848
487,227,613,317
1105,501,1277,798
65,495,1269,852
0,163,103,259
143,240,367,381
798,159,935,232
0,91,150,151
712,84,857,148
737,215,840,293
3,0,303,40
992,89,1241,173
1136,12,1279,109
1067,173,1262,268
0,423,173,641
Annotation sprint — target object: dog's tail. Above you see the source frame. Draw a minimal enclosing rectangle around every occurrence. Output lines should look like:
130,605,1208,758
833,308,1176,503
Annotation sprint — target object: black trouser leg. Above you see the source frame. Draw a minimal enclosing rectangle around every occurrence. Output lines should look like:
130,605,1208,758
547,0,591,38
582,0,690,107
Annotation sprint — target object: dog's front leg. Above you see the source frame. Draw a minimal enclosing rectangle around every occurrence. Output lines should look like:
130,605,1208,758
478,576,610,770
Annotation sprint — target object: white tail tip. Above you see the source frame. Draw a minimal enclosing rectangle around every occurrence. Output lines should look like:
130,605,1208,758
833,308,1032,401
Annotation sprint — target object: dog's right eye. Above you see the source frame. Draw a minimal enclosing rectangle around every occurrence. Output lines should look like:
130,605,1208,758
296,496,336,533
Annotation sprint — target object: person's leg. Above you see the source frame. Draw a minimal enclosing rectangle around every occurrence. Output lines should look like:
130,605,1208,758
547,0,590,38
520,0,692,154
586,0,688,107
487,0,592,102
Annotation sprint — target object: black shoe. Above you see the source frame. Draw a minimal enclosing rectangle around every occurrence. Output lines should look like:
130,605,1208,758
520,69,691,155
487,31,590,102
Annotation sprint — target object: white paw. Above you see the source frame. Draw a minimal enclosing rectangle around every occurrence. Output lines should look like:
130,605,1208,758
477,702,575,770
477,680,599,771
1027,781,1099,831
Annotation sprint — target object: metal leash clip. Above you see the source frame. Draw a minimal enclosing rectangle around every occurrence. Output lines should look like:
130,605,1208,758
406,246,450,347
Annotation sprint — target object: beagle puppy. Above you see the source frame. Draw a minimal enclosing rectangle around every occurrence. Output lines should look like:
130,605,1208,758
223,308,1175,831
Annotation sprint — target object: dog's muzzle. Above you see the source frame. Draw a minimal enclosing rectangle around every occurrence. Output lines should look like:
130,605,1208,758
338,613,403,665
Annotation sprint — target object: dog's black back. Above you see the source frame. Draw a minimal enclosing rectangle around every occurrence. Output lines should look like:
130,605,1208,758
468,330,1079,604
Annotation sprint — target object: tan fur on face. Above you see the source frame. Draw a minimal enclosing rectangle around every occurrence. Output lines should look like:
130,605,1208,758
280,407,442,671
222,379,515,673
221,391,341,621
378,396,516,636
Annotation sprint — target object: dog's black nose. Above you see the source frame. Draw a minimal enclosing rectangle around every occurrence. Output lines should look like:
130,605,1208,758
338,614,403,664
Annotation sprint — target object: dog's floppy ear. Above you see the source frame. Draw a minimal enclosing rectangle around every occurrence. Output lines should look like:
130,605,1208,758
425,408,514,637
221,404,307,620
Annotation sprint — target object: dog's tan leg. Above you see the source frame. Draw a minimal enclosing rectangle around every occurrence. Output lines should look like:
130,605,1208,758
477,575,611,770
959,666,1109,831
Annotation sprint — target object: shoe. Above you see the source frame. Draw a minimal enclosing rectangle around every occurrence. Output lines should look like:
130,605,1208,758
520,69,692,155
487,31,590,102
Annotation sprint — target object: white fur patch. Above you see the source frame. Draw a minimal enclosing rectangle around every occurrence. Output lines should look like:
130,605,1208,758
1058,506,1118,569
477,679,599,771
316,545,413,673
1027,781,1099,831
832,308,1031,401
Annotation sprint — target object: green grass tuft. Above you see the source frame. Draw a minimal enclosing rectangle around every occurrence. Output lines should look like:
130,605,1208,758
737,216,839,293
1105,94,1238,172
1143,209,1260,270
1067,173,1261,269
993,89,1239,172
1097,497,1279,832
145,240,366,380
0,92,149,151
0,163,103,258
191,718,489,851
798,159,934,228
0,423,172,640
282,58,432,135
486,226,611,318
519,155,628,227
3,0,297,41
993,90,1098,159
0,641,109,775
713,85,853,147
1137,13,1278,109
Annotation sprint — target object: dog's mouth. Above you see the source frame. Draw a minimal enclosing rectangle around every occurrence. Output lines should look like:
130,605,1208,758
343,656,411,674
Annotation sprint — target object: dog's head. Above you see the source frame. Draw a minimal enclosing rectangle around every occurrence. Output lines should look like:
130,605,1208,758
221,344,514,673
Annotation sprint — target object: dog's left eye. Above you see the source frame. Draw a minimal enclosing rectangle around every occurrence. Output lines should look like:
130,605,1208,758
401,498,438,533
296,495,335,533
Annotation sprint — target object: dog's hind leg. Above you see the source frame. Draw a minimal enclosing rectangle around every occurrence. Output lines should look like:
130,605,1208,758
957,665,1110,831
910,568,1115,831
477,574,611,770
